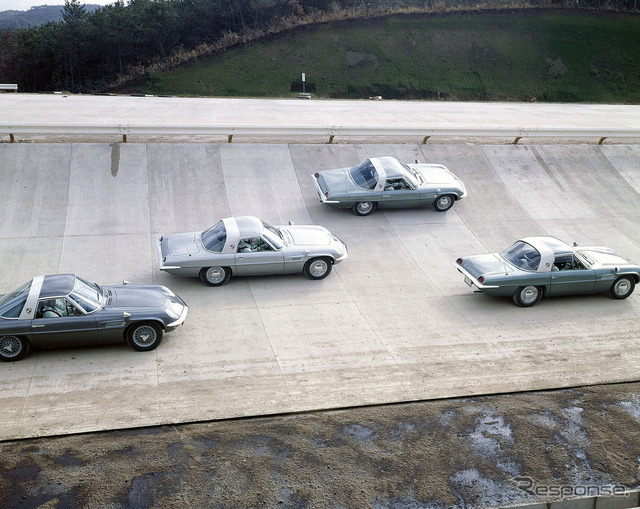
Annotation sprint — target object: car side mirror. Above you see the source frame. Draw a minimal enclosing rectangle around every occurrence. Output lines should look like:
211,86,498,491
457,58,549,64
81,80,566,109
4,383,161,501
123,312,131,319
123,280,130,285
573,242,578,247
415,159,419,164
614,267,619,273
289,220,295,225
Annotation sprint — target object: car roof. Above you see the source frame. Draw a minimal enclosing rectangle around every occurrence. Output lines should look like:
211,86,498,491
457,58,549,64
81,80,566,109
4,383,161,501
233,216,265,238
40,274,76,298
522,236,574,257
372,157,407,179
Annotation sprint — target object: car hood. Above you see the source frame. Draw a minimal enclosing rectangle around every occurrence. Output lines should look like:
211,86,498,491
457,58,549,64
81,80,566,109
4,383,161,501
411,164,459,185
579,248,629,266
282,225,332,246
462,253,515,277
162,232,201,256
106,286,168,309
318,168,358,194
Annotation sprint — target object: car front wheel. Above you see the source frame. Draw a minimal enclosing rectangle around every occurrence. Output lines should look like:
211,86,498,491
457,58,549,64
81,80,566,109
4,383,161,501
609,276,635,299
352,201,377,216
0,335,30,362
513,286,542,307
433,194,455,212
304,257,333,280
199,266,231,286
127,322,163,351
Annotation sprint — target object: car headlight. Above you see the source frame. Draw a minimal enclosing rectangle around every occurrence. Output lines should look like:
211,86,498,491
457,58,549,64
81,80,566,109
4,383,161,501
165,300,183,319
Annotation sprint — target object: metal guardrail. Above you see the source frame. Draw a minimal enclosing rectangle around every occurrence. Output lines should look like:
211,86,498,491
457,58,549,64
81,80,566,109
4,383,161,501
2,123,639,144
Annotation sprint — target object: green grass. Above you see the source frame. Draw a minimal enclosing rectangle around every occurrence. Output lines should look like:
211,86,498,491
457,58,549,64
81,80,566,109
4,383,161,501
142,10,640,102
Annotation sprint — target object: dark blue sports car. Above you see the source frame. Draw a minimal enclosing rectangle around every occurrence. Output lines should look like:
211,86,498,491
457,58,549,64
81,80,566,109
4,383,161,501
0,274,188,361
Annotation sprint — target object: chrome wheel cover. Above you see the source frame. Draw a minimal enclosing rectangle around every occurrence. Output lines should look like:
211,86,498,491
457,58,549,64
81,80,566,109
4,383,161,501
132,325,157,347
614,278,631,296
436,196,452,210
309,259,329,277
357,202,372,214
206,267,226,284
520,286,539,305
0,336,22,358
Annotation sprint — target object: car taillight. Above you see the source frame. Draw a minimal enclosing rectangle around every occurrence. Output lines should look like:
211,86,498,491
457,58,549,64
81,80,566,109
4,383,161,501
456,258,463,265
160,236,163,242
163,257,166,263
478,276,485,284
325,192,329,198
314,172,320,179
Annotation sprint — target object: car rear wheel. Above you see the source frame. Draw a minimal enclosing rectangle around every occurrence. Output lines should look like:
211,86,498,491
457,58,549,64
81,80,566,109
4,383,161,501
433,194,455,212
304,257,332,280
127,322,163,351
0,335,30,362
352,201,377,216
199,266,231,286
513,286,542,307
609,276,635,299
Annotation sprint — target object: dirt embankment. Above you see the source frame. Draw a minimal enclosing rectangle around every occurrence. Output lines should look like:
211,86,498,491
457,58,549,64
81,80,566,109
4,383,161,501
1,382,639,508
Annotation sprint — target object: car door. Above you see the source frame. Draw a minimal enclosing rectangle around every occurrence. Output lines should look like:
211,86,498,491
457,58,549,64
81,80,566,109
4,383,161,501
31,298,98,348
234,237,285,276
382,178,418,208
548,256,596,296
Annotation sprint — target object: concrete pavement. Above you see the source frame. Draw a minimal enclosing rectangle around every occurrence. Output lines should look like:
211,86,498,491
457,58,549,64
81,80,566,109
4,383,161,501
0,140,639,440
3,94,640,139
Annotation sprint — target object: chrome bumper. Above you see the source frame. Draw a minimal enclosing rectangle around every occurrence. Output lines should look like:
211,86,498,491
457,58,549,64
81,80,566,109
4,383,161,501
311,174,340,204
156,239,181,270
167,304,188,330
452,262,499,290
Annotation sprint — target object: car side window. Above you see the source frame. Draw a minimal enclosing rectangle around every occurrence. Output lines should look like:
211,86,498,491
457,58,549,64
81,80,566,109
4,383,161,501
385,178,411,191
553,255,587,271
237,238,273,253
35,298,82,319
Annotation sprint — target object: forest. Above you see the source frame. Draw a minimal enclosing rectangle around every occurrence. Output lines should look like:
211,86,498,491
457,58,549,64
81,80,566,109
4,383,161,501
0,0,638,94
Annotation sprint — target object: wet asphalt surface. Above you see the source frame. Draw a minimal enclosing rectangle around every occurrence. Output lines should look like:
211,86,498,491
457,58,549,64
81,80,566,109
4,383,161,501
1,382,639,508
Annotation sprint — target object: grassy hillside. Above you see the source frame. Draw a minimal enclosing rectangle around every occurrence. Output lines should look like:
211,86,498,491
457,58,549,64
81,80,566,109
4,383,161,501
141,10,640,103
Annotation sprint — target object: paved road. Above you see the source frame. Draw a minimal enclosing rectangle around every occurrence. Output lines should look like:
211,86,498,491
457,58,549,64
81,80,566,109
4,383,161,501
1,139,639,441
3,95,640,143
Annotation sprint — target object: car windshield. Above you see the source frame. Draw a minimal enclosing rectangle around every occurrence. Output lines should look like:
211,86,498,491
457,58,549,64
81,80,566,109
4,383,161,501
263,223,285,249
501,241,542,271
0,280,31,318
201,221,227,252
349,160,379,190
70,276,102,313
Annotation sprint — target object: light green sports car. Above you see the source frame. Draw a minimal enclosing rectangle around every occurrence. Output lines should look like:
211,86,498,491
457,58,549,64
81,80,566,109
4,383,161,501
312,156,467,216
454,236,640,307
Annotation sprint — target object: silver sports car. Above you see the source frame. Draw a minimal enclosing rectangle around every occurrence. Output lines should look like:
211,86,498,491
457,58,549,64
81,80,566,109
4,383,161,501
0,274,188,361
312,156,467,216
157,216,348,286
454,236,640,307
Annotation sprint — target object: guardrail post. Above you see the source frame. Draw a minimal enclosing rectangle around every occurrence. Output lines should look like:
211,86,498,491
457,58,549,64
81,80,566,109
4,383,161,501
122,134,128,143
328,135,335,144
513,136,522,144
9,133,15,143
422,136,430,144
228,135,233,143
598,137,607,145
